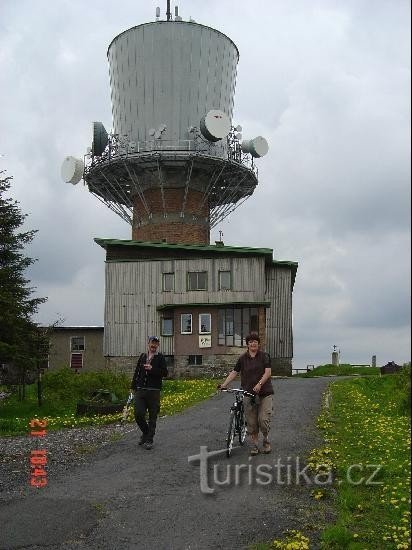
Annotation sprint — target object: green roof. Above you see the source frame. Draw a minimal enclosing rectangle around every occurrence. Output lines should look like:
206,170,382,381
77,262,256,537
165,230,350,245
157,301,271,311
272,260,298,268
94,238,274,257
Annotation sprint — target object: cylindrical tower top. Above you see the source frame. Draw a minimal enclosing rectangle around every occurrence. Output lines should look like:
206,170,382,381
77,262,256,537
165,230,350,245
64,12,269,243
107,21,239,152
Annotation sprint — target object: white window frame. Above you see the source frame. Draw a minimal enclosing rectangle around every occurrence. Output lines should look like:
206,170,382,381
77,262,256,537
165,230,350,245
181,313,193,334
199,313,211,334
70,336,85,351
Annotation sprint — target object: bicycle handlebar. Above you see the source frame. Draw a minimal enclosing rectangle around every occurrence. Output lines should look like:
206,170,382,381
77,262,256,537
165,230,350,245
220,388,255,398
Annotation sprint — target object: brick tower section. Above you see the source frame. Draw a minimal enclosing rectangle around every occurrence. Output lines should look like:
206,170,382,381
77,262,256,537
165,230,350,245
132,188,210,245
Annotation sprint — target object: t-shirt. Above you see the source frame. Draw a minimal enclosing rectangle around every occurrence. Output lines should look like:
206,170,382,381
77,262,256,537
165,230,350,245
234,350,274,396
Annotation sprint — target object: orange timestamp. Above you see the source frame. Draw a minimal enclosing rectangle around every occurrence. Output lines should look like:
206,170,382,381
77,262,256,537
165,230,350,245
29,419,48,488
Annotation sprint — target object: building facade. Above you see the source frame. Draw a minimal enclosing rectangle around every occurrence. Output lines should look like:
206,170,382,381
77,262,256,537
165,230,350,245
61,12,299,378
48,327,104,372
96,239,297,377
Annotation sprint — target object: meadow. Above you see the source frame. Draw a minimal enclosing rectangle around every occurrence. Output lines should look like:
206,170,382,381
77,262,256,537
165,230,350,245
295,363,381,377
253,367,411,549
315,369,411,549
0,368,217,436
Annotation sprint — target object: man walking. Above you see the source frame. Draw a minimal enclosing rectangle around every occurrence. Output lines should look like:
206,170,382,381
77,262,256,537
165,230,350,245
131,336,168,449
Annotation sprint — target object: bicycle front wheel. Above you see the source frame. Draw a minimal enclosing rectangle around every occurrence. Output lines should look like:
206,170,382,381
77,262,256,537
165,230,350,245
226,411,236,457
238,413,247,445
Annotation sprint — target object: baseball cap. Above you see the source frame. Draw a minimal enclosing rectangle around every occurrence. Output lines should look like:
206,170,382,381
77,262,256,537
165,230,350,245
148,336,160,343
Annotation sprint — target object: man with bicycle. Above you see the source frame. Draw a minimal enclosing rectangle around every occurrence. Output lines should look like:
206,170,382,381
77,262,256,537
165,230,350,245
219,332,273,455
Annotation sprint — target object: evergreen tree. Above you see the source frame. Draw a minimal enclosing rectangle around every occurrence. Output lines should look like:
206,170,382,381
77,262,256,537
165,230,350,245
0,171,47,393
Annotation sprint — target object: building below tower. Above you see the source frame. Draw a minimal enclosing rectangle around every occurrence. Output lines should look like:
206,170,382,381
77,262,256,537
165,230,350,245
95,238,297,377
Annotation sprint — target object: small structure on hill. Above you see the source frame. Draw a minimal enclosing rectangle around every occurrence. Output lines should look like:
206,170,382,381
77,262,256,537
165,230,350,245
380,361,402,375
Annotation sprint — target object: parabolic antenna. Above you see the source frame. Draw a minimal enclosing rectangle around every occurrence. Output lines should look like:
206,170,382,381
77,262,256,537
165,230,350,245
241,136,269,158
92,122,108,156
61,156,84,185
200,109,231,142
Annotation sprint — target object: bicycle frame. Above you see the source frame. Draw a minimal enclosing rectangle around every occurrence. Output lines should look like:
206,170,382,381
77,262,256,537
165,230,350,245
221,388,254,457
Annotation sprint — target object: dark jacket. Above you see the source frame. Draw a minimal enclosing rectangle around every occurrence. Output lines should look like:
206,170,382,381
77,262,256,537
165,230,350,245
131,352,168,391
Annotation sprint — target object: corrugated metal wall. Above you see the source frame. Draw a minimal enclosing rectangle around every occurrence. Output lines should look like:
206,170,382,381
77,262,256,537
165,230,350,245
265,266,293,358
104,257,266,356
108,21,238,147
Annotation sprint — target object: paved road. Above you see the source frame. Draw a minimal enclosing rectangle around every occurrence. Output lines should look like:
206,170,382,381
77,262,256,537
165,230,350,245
0,378,334,550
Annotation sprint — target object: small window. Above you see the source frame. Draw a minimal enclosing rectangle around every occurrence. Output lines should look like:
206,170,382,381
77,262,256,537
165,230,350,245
71,336,85,351
199,313,211,334
181,314,192,334
163,355,175,367
70,353,83,369
187,271,207,291
219,271,231,290
162,273,174,292
161,317,174,336
188,355,203,365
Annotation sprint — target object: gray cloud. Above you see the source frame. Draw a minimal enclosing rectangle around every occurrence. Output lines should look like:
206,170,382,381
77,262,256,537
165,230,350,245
1,0,410,367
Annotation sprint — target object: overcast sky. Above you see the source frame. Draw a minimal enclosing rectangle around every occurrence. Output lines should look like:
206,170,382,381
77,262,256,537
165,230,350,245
1,0,410,368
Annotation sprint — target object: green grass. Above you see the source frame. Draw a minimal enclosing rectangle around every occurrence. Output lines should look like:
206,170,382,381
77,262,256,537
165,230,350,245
295,363,380,378
315,368,411,549
251,367,411,549
0,368,217,436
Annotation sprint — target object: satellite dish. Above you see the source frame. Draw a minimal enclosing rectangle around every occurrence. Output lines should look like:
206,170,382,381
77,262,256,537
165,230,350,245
241,136,269,158
159,123,167,132
200,110,231,142
92,122,108,156
235,125,242,132
61,156,84,185
148,128,156,137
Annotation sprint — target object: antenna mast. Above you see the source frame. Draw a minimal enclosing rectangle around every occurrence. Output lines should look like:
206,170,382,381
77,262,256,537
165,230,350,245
166,0,171,21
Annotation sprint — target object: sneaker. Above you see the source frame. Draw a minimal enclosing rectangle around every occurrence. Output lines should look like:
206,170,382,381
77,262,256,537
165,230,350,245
143,440,153,450
250,445,259,456
261,440,271,454
138,435,147,446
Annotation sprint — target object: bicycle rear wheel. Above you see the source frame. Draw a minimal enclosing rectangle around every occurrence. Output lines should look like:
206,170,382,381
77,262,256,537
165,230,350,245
226,411,236,457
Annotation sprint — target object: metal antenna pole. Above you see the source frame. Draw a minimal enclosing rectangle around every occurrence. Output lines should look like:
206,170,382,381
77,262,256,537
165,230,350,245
166,0,171,20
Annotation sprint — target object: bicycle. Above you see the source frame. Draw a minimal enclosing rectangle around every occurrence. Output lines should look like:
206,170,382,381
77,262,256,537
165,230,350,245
220,388,255,457
121,390,134,423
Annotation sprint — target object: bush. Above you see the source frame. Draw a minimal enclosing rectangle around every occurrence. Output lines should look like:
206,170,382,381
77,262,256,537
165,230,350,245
43,368,130,403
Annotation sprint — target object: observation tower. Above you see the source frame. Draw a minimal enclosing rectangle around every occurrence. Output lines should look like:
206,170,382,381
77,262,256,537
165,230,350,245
61,2,268,245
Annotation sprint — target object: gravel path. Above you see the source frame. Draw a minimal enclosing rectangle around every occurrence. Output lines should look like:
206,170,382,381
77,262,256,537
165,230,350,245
0,378,335,550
